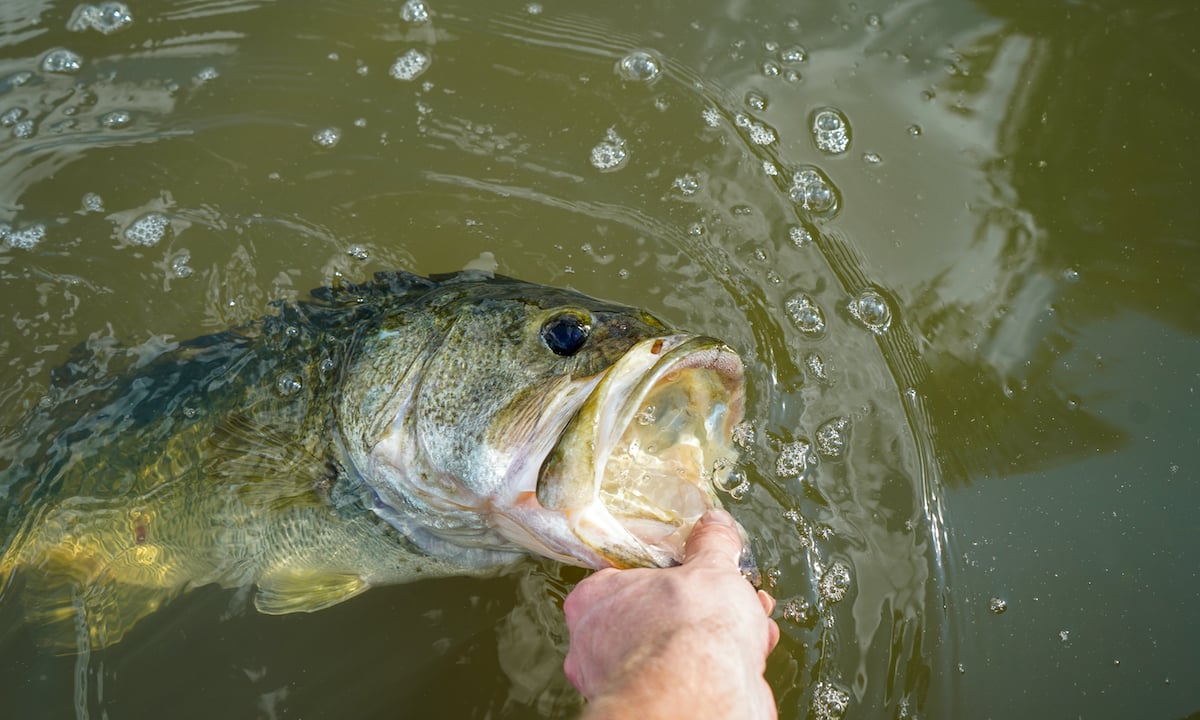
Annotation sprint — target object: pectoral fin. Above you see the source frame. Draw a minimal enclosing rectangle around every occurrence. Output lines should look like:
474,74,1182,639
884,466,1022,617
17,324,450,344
254,569,368,615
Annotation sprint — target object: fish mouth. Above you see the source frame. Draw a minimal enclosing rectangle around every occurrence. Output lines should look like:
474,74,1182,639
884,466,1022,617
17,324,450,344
537,335,746,568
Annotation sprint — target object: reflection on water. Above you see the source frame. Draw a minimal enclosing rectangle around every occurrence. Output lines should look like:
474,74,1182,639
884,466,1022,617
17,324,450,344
2,0,1198,718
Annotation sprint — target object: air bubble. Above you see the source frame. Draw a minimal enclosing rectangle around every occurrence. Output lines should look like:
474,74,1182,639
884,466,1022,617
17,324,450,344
865,12,883,30
813,681,851,720
782,598,816,627
788,166,839,217
863,151,882,165
196,66,219,83
616,50,662,84
775,439,814,478
182,406,198,419
275,373,302,397
3,223,46,250
524,2,543,14
673,173,699,195
589,127,627,171
42,49,84,75
785,294,825,334
312,126,341,148
760,60,781,77
815,417,849,458
989,597,1008,614
1062,267,1080,283
171,252,193,278
319,357,336,373
0,108,25,127
848,289,892,333
635,405,656,425
390,49,430,81
400,0,430,23
124,213,170,246
100,110,131,129
818,561,852,602
745,91,767,111
811,107,850,154
67,2,132,34
780,46,807,63
907,124,923,137
789,224,812,247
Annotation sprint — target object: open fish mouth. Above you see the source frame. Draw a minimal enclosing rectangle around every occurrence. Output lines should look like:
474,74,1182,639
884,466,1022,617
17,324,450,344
537,335,746,568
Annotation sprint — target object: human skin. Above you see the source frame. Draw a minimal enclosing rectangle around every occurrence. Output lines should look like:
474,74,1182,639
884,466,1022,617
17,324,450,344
563,509,781,719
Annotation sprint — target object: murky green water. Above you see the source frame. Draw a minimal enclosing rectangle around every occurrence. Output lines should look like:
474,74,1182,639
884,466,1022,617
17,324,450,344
1,0,1197,718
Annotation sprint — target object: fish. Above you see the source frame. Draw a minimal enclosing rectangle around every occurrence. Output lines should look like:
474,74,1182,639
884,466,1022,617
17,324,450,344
0,270,746,650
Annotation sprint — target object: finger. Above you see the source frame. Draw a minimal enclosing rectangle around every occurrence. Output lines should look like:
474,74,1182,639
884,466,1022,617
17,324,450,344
683,510,745,568
563,567,621,623
757,589,776,616
767,618,781,653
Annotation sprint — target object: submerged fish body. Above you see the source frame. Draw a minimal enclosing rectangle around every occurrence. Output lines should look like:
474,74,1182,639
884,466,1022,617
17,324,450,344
0,270,745,649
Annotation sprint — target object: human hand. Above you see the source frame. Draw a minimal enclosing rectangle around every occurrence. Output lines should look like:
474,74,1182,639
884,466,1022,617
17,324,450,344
562,509,780,719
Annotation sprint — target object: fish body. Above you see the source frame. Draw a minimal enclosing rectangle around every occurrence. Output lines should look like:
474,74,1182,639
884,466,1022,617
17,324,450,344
0,271,744,649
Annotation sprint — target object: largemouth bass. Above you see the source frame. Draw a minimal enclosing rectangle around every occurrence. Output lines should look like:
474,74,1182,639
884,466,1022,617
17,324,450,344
0,270,745,650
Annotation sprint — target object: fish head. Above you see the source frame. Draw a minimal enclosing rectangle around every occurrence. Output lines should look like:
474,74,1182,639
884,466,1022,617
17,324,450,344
346,274,747,570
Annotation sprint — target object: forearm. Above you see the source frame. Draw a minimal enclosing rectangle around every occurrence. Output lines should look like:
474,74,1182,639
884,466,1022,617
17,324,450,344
579,628,776,720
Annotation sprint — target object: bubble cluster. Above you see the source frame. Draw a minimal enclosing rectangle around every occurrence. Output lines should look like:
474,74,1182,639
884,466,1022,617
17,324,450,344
400,0,430,23
81,192,104,212
124,212,170,246
615,49,662,83
312,126,341,148
67,2,132,34
589,127,628,171
195,66,219,83
781,46,807,63
673,173,699,195
811,107,850,154
12,119,34,139
731,421,755,449
389,49,430,81
989,597,1008,614
0,108,25,127
805,352,828,381
848,289,892,333
782,598,817,627
818,561,852,603
701,107,720,127
346,245,369,260
863,151,883,165
275,372,302,397
744,91,767,111
734,113,776,145
42,49,84,75
789,224,813,247
171,252,193,278
815,416,849,458
100,110,131,129
785,293,825,334
812,681,851,720
775,439,814,478
2,223,46,250
788,166,839,217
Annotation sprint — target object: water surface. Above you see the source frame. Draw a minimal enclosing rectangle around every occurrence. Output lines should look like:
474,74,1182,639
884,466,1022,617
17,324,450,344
1,0,1198,718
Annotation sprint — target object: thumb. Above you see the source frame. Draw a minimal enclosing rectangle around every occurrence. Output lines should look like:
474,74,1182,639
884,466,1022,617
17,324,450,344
683,509,746,568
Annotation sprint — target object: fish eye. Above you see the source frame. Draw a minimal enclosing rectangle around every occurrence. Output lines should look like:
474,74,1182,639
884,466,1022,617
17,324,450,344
541,312,591,357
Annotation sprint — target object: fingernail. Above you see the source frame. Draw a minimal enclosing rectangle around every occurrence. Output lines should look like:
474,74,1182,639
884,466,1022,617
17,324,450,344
699,509,735,527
